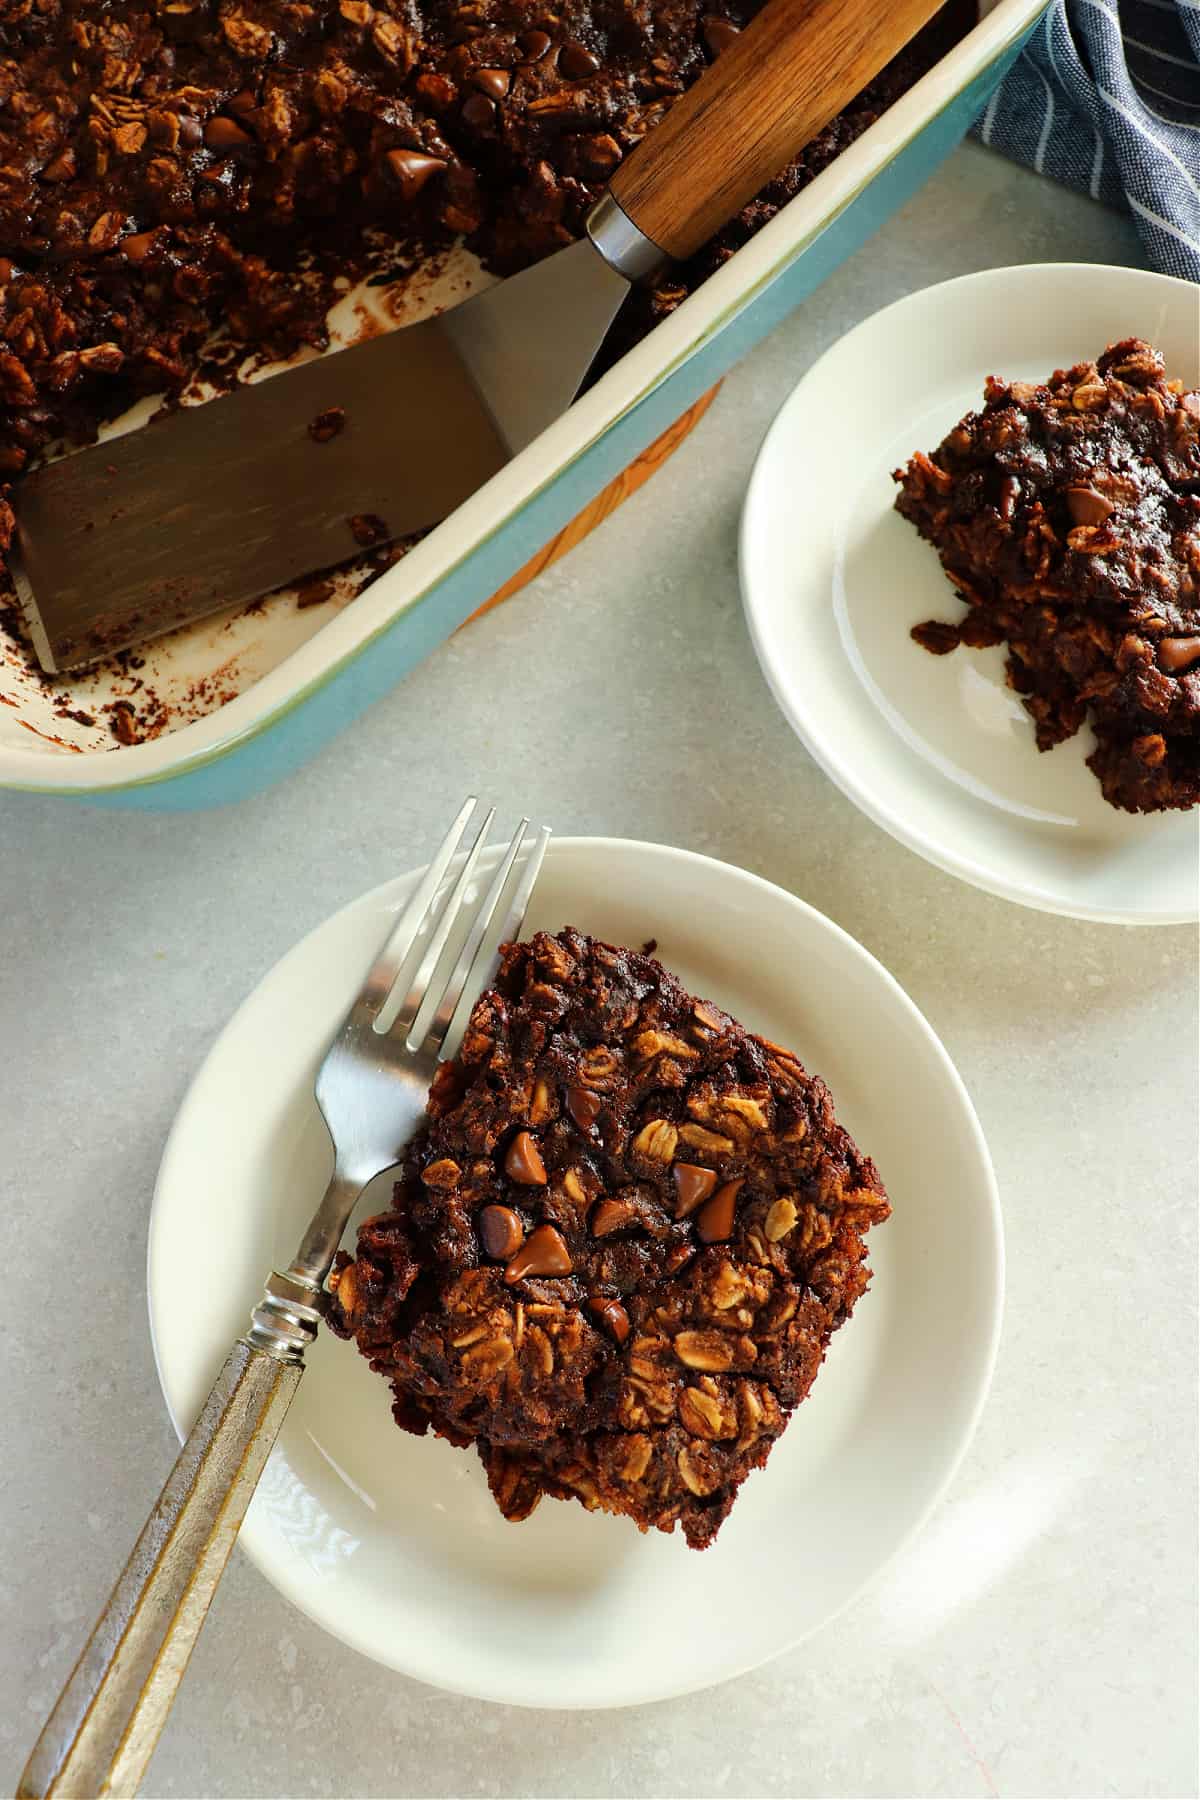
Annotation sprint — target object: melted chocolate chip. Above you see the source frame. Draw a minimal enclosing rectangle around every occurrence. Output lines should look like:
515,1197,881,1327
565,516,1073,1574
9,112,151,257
505,1130,548,1185
566,1085,603,1130
504,1224,572,1283
472,67,511,99
559,40,600,77
204,116,254,152
480,1204,524,1260
1065,485,1115,527
1160,637,1200,673
587,1296,631,1343
673,1163,717,1218
384,149,447,202
461,92,496,129
696,1178,742,1243
518,29,552,61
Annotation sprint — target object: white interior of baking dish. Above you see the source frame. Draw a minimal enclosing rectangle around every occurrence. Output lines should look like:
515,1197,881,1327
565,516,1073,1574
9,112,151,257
0,0,1042,789
0,245,493,759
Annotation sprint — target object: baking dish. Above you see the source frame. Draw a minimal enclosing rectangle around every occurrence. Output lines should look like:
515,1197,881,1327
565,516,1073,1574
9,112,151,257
0,0,1045,809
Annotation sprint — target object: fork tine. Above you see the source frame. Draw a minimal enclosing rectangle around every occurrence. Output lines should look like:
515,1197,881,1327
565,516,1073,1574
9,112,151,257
495,822,551,952
433,821,551,1063
353,795,479,1027
385,804,496,1040
422,817,529,1053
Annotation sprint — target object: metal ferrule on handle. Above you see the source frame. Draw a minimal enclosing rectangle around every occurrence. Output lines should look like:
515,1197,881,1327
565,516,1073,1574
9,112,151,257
246,1267,325,1360
586,192,668,284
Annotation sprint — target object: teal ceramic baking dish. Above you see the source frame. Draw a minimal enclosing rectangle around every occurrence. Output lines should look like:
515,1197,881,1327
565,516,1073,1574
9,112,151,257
0,0,1044,809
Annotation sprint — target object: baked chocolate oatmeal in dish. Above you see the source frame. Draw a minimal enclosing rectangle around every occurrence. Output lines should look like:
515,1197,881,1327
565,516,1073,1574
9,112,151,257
0,0,970,621
328,928,890,1549
894,340,1200,814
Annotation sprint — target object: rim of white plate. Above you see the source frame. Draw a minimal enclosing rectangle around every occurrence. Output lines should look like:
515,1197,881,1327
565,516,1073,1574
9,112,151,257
148,836,1004,1705
739,263,1200,927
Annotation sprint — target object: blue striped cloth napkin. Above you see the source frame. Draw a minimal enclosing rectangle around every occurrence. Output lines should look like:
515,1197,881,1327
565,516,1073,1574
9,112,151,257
974,0,1200,282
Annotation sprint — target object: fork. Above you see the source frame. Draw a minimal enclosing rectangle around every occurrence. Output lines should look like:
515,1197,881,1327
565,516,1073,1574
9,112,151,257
19,798,550,1800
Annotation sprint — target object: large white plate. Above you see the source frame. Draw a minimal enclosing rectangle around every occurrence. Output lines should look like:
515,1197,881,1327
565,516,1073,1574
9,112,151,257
148,836,1002,1708
740,263,1200,924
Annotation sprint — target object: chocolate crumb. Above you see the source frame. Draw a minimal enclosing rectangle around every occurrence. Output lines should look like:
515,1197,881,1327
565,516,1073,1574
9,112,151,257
296,577,336,610
107,701,140,746
910,619,962,656
349,513,389,547
308,407,347,444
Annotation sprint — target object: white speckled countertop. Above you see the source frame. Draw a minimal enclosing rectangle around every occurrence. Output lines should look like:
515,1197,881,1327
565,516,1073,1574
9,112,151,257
1,143,1197,1800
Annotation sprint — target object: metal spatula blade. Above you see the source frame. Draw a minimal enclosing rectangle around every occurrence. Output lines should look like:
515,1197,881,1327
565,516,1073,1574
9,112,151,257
10,248,628,674
439,226,633,457
10,0,947,674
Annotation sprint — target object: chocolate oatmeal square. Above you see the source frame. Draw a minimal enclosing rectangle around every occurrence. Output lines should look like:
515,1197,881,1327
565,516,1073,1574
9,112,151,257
328,928,890,1549
894,339,1200,813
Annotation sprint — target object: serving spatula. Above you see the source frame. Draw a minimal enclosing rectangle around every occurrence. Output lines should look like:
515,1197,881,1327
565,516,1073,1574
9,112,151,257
11,0,945,673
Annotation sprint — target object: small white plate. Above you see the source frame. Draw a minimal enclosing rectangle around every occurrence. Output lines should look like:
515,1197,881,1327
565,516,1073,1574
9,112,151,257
740,263,1200,924
148,837,1002,1708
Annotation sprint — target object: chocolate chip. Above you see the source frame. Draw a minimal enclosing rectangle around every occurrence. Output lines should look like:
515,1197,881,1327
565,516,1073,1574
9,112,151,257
673,1162,717,1218
504,1223,571,1282
1159,637,1200,673
558,40,600,77
204,115,255,152
696,1178,742,1243
1065,485,1115,527
518,29,552,60
461,92,496,129
472,67,511,99
505,1130,548,1185
308,405,346,443
480,1204,524,1259
566,1085,602,1130
384,148,446,202
587,1296,631,1344
122,229,161,264
702,16,740,55
590,1197,634,1237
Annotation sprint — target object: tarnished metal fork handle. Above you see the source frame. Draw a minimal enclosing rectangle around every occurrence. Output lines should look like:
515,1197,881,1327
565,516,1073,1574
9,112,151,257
18,800,549,1800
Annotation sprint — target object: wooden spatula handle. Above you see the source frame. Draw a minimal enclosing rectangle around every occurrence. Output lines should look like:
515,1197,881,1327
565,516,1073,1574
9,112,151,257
607,0,945,264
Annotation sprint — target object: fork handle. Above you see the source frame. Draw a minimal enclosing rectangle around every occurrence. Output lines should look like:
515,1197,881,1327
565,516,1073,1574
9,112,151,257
18,1340,302,1800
